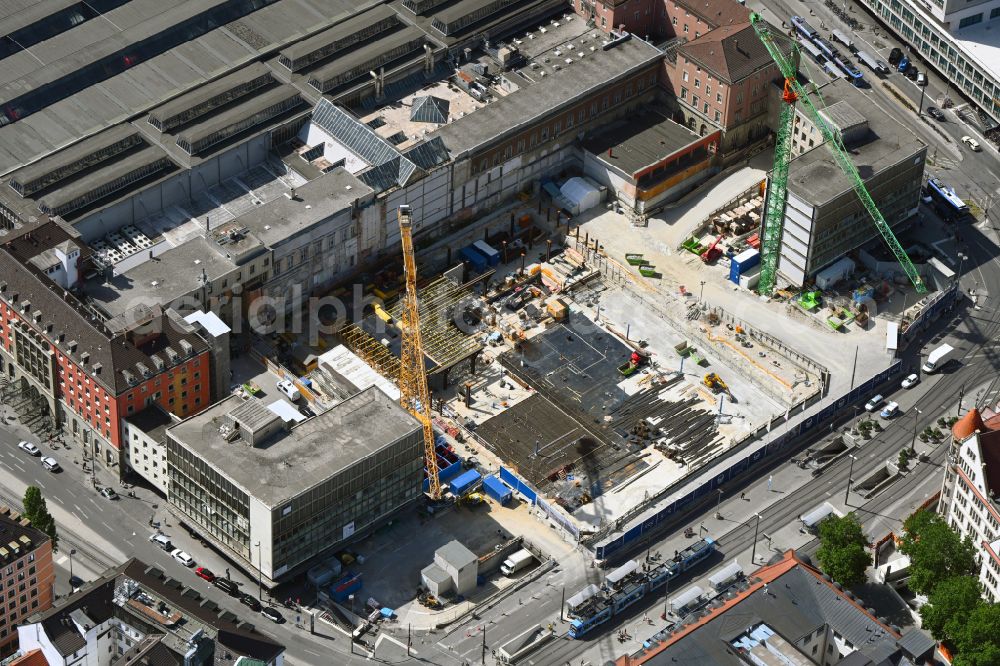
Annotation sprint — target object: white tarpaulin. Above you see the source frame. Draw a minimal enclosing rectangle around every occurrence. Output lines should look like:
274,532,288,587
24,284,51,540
560,177,601,214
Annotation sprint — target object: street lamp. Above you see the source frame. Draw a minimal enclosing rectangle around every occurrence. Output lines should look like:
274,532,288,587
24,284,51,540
254,541,263,601
700,281,706,301
844,454,857,505
69,548,76,579
910,408,922,455
957,253,968,285
750,513,762,565
715,489,724,520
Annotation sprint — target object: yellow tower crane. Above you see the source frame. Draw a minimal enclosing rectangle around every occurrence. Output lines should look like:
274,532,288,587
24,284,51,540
397,205,441,499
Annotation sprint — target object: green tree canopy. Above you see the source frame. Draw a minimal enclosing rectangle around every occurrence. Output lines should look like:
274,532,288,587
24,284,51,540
22,486,43,524
900,510,976,596
953,604,1000,666
920,575,982,641
816,512,870,587
21,485,58,552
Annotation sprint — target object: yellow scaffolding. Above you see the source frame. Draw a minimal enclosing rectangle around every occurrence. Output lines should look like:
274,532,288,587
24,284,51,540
339,323,401,380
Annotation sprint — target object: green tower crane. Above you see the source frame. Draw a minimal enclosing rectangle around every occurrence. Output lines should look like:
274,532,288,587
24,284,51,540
750,13,927,296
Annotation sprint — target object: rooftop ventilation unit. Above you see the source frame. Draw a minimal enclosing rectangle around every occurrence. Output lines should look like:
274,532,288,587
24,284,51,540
136,362,151,377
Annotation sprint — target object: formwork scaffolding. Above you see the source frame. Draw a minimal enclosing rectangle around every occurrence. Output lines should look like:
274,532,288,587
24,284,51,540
386,275,483,372
339,323,401,379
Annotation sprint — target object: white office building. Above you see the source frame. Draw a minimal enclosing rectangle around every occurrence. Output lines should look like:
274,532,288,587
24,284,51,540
857,0,1000,124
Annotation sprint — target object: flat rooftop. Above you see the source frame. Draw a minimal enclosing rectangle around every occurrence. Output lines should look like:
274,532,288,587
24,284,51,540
233,167,373,247
582,110,701,176
85,235,237,320
167,387,420,507
430,30,663,158
787,77,925,205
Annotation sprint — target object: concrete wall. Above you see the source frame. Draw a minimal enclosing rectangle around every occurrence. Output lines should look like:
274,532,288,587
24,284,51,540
74,135,273,242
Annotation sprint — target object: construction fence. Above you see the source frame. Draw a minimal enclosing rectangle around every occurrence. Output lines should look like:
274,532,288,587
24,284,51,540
587,359,904,562
498,466,581,541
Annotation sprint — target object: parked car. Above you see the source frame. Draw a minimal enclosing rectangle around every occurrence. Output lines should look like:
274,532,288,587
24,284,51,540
171,549,195,567
214,578,239,596
888,47,903,65
69,575,85,590
926,106,945,121
17,441,39,456
916,72,927,85
864,394,885,412
962,135,982,151
880,401,901,419
261,607,284,623
240,593,262,612
898,56,910,73
150,534,173,551
40,456,60,472
195,567,215,582
901,373,920,389
99,487,119,500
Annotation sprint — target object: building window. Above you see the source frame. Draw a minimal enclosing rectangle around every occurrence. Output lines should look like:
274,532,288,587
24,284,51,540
692,95,699,107
703,102,709,113
714,110,721,122
959,13,983,28
717,92,723,103
683,24,688,33
683,71,689,82
681,87,688,99
695,79,701,89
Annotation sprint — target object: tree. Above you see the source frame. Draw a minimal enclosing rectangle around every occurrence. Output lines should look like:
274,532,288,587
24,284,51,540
953,603,1000,666
21,486,58,552
900,510,976,596
919,575,982,641
816,513,870,587
22,486,44,524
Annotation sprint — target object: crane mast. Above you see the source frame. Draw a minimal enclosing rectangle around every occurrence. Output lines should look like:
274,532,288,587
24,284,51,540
750,13,926,295
397,205,441,499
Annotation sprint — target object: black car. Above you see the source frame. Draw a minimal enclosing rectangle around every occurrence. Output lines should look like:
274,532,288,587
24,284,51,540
240,593,262,612
926,106,946,121
214,578,240,596
261,607,284,623
888,47,903,65
298,405,315,418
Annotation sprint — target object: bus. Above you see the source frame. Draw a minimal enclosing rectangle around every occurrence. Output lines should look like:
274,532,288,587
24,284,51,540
834,57,864,86
927,178,971,220
791,15,818,39
824,60,845,79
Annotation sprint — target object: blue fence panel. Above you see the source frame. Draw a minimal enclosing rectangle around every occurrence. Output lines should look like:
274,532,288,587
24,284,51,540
499,466,538,504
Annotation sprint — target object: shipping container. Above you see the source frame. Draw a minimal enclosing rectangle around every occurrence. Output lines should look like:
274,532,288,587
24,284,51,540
473,240,501,266
729,248,760,284
449,469,482,496
460,246,488,273
482,475,512,505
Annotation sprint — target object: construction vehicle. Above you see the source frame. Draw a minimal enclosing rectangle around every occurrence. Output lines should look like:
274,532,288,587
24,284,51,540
397,205,442,500
619,350,650,376
749,14,925,296
703,373,729,393
700,233,725,264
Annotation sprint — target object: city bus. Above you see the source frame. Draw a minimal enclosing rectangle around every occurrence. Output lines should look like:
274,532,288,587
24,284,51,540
927,177,971,221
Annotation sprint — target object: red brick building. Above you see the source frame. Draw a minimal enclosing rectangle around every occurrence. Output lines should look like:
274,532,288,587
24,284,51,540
573,0,749,40
664,20,786,153
0,220,210,474
0,506,54,656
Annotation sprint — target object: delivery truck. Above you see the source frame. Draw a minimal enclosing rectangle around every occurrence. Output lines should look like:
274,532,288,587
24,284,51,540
500,549,534,576
921,343,954,373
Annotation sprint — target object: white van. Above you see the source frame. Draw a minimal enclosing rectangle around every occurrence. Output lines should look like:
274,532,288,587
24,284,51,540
276,379,301,401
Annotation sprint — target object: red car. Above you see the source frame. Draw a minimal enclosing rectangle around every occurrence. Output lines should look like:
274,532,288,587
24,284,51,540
195,567,215,582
